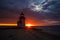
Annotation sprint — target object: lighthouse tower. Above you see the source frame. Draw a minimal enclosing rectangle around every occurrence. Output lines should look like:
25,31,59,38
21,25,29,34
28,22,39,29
17,12,25,28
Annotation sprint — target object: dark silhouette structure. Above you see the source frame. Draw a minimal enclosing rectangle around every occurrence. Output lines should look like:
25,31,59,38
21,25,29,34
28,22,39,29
17,12,25,28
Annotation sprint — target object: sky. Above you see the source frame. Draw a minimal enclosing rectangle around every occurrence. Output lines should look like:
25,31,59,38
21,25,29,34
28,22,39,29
0,0,60,26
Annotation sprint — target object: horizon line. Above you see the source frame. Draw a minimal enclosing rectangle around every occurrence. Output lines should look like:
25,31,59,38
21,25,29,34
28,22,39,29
0,24,60,26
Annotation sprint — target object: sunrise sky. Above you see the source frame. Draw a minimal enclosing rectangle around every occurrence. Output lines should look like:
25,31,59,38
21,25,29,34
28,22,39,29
0,0,60,26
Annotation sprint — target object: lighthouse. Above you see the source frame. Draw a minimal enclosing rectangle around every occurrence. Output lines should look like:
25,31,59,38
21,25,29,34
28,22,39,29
17,12,25,28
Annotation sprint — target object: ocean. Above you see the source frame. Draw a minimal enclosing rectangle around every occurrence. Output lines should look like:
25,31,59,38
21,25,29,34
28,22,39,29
0,26,60,40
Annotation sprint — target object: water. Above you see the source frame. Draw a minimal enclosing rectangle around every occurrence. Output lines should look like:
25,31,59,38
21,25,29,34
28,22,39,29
0,26,60,40
33,26,60,36
0,26,60,36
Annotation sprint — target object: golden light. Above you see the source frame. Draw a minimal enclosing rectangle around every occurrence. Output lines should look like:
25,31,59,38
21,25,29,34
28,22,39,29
26,24,33,28
26,24,32,26
0,24,17,26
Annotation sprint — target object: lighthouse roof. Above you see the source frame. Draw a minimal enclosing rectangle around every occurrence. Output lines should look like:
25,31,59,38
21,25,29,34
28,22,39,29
20,12,24,15
19,12,25,19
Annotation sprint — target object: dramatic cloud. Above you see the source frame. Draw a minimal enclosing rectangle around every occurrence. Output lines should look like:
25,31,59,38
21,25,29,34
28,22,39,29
0,0,60,25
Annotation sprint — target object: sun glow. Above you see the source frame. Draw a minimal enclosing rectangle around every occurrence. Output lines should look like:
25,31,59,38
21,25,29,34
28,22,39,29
26,24,33,28
26,24,33,26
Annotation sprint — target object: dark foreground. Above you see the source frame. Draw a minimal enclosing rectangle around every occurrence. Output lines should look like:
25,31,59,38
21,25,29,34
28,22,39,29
0,28,60,40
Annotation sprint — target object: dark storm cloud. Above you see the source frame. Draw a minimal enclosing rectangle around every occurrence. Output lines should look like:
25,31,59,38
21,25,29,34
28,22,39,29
0,0,29,9
42,1,57,10
40,0,60,21
41,0,48,4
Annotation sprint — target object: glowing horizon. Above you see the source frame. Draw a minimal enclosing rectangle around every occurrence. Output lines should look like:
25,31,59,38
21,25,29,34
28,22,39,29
0,23,44,26
0,24,17,26
0,24,36,26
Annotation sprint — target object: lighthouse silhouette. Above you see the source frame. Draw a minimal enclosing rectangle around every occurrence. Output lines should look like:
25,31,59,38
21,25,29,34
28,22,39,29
17,11,25,28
